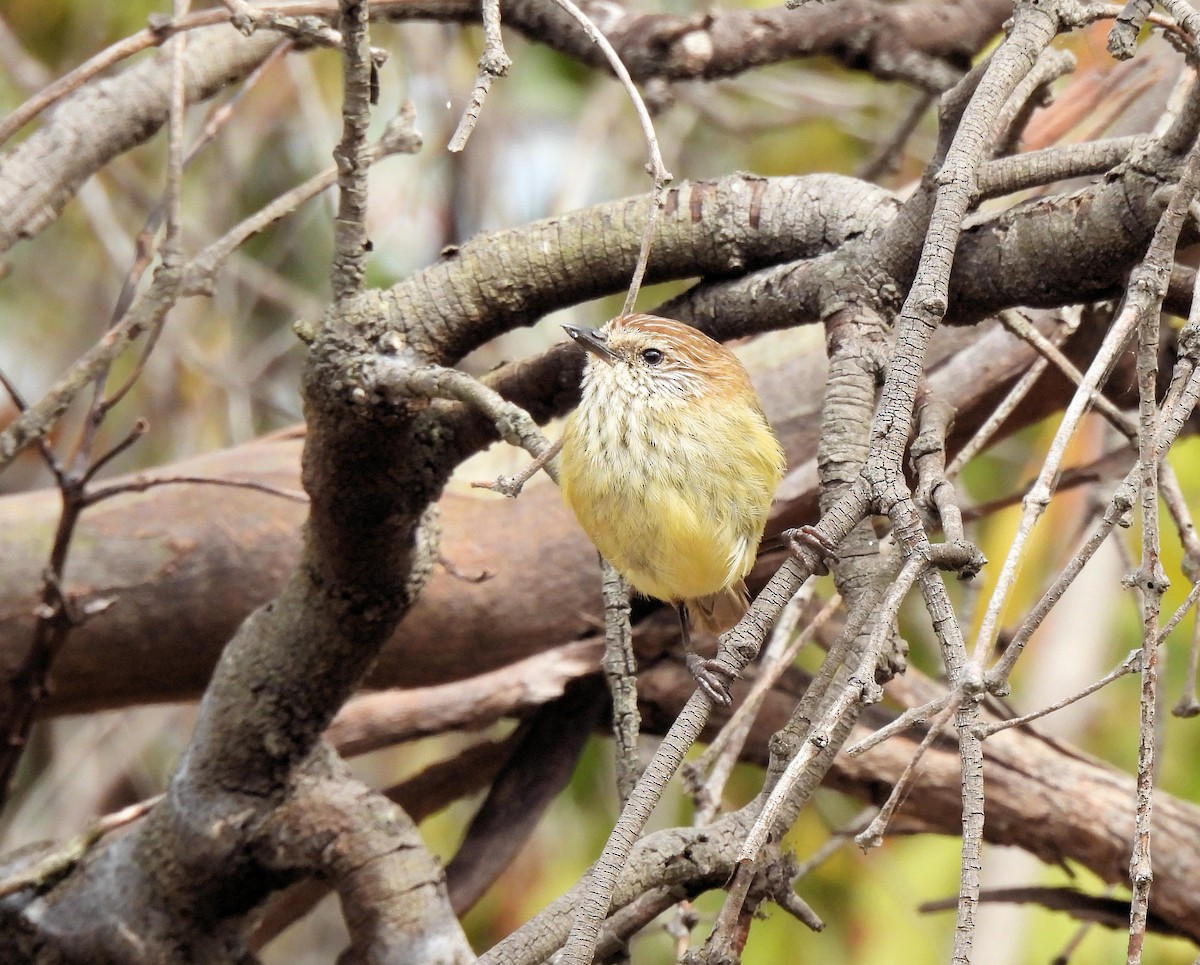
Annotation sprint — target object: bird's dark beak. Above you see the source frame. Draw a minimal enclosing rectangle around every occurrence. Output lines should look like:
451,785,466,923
562,324,619,365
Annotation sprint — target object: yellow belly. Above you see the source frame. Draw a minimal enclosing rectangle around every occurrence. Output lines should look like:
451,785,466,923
560,401,784,607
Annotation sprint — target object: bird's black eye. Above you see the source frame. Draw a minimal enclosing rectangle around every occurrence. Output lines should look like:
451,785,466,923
641,348,664,365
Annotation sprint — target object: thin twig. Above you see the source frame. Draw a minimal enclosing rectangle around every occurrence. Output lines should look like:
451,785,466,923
856,91,933,183
978,650,1142,739
370,358,558,478
1123,133,1200,965
845,693,953,757
163,0,188,258
687,590,840,825
330,0,374,302
0,11,220,148
447,0,511,152
539,0,672,313
221,0,344,47
970,298,1139,671
184,103,420,296
706,564,914,955
855,695,960,848
0,794,161,899
945,310,1079,480
1175,608,1200,718
732,555,925,892
83,473,309,507
790,807,878,882
106,37,291,363
471,437,563,497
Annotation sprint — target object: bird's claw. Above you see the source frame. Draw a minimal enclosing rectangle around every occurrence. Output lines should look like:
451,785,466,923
785,524,839,575
686,653,737,706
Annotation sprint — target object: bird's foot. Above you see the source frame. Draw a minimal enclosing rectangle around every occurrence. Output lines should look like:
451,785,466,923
685,653,738,707
784,524,839,575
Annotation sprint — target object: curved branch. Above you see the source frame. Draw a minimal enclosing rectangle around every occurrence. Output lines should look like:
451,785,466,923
0,25,281,254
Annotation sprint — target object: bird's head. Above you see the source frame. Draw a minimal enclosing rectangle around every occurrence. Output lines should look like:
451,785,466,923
563,313,749,404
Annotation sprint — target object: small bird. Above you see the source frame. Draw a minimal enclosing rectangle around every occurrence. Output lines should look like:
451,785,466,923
559,313,786,704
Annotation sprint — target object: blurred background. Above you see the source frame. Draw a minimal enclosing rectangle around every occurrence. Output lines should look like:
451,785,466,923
1,1,1199,962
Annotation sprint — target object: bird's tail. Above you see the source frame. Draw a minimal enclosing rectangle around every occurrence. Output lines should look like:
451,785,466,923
686,580,751,635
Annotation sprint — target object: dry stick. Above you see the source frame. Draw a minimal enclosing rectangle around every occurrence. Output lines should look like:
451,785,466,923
14,0,419,145
164,2,188,257
1159,320,1200,460
686,590,841,824
979,304,1200,681
0,6,195,806
106,36,291,357
691,589,880,963
0,364,69,486
1159,462,1200,576
977,650,1142,739
0,794,161,900
0,1,370,148
1051,887,1121,965
669,583,825,950
790,806,878,881
1177,609,1200,717
470,437,563,498
0,105,418,476
857,91,934,183
372,358,558,474
185,104,420,295
330,0,374,303
1158,320,1200,599
1160,578,1200,645
447,0,511,152
989,412,1195,689
911,390,964,541
536,0,671,313
988,310,1200,558
986,330,1200,687
710,556,926,951
999,314,1200,586
1124,135,1200,965
990,46,1077,155
0,264,183,467
1080,3,1195,47
999,309,1131,429
72,0,191,478
945,309,1080,480
971,297,1139,672
105,0,192,406
977,135,1144,200
221,0,344,47
855,693,960,848
845,692,951,757
991,305,1200,582
600,560,640,806
1147,0,1200,45
1107,0,1155,60
0,9,220,148
83,473,309,507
